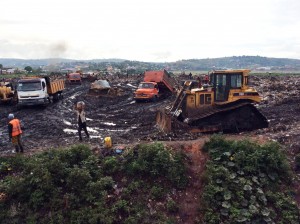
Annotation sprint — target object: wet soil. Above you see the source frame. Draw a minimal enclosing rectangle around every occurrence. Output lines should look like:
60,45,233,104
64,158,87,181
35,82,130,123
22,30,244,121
0,75,164,152
1,74,300,223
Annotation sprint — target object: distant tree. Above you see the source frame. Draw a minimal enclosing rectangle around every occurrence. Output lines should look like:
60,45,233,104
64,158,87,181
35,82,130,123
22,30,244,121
35,67,43,74
0,64,3,69
24,66,33,73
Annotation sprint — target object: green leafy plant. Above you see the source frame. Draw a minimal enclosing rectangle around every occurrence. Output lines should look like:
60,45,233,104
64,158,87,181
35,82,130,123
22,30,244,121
200,136,299,224
0,143,189,223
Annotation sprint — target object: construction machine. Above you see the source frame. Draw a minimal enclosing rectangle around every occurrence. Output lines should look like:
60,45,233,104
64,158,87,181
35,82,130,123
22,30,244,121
17,76,64,107
134,70,177,102
66,72,82,85
156,69,268,133
0,81,16,104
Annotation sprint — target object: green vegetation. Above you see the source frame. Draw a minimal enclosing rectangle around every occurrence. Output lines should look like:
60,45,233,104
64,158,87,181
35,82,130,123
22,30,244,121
1,137,299,223
201,135,299,224
0,143,188,224
295,153,300,171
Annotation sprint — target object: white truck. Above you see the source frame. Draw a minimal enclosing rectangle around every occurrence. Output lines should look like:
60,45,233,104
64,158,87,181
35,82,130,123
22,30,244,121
17,76,65,107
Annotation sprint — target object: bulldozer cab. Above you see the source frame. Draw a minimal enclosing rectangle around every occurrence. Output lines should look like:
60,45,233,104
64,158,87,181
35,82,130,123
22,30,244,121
210,70,249,102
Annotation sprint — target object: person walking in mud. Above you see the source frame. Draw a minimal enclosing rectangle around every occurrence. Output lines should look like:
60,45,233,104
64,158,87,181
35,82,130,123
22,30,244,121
8,113,24,153
75,101,90,141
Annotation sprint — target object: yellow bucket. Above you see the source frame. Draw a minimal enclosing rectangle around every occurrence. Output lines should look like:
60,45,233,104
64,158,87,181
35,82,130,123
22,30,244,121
104,137,112,148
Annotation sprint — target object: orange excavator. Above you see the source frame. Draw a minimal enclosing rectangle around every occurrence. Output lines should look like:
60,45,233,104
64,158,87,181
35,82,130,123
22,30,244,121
156,69,268,133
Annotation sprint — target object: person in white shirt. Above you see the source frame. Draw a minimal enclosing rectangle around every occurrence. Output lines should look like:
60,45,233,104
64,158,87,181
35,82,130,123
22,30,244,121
75,101,90,141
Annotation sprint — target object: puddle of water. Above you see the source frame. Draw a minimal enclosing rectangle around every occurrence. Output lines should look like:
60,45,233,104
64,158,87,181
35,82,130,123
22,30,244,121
103,122,116,126
90,135,103,139
63,128,77,133
69,92,82,100
87,127,99,133
63,120,72,126
97,128,124,132
97,113,114,118
64,127,100,134
126,83,137,88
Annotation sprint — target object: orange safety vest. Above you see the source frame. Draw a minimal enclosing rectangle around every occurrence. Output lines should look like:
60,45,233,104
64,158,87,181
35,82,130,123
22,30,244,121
9,119,22,137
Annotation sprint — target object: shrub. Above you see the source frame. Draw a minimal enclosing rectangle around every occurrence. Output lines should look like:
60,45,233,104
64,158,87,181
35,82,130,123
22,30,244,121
102,156,119,174
123,142,188,188
166,199,179,213
150,185,165,200
200,136,299,223
295,153,300,170
0,143,188,223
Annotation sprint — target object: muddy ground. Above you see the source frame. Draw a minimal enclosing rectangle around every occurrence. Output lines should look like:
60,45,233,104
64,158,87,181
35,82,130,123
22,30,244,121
1,73,300,222
0,74,300,157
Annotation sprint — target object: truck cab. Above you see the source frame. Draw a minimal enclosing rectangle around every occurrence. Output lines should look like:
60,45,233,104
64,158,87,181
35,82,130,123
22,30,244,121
17,77,50,106
134,82,160,102
67,73,82,84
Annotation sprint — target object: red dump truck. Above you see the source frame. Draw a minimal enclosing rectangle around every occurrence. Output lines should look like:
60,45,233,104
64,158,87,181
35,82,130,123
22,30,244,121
134,70,177,102
66,72,82,85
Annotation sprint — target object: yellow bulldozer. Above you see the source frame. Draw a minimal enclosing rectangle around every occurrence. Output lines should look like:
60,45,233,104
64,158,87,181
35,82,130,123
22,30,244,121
0,81,16,104
156,69,268,133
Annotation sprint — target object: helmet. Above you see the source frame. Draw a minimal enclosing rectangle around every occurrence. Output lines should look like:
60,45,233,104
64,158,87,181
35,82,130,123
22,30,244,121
8,113,14,119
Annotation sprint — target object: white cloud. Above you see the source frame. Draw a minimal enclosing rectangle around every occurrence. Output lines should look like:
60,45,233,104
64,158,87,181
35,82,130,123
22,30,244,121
1,0,300,62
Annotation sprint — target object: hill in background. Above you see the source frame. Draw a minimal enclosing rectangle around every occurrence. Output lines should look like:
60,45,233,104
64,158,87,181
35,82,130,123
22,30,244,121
1,56,300,72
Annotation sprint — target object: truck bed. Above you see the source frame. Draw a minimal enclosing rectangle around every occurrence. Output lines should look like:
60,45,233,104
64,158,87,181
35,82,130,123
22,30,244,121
48,79,65,95
144,70,176,93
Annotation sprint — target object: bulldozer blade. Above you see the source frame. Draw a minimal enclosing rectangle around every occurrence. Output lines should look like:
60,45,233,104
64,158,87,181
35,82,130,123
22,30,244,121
156,109,172,133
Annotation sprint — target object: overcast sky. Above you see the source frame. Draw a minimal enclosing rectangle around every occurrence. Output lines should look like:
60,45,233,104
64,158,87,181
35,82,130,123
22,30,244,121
1,0,300,62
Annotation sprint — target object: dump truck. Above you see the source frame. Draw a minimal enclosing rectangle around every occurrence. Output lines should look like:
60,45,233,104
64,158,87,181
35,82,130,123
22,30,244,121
0,81,16,104
134,69,177,102
66,72,82,84
17,76,65,107
156,69,268,133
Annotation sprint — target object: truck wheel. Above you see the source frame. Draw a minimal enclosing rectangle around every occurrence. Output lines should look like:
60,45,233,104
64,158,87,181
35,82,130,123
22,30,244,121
152,96,158,102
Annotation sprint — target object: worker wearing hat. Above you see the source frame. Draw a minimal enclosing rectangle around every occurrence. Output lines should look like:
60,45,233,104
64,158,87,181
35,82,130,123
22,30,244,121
8,113,24,153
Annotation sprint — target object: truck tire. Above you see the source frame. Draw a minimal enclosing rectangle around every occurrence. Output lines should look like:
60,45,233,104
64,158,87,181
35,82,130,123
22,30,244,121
152,95,158,102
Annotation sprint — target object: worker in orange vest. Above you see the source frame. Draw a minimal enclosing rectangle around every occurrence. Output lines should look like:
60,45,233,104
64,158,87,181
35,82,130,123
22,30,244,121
8,113,24,153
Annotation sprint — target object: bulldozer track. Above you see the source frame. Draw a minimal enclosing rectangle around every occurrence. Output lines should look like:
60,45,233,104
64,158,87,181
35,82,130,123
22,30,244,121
186,101,255,122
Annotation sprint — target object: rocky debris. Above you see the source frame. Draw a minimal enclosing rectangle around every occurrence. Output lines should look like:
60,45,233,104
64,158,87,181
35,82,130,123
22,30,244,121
249,75,300,159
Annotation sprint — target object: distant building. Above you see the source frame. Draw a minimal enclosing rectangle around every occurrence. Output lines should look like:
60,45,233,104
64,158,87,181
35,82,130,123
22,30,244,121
256,67,271,71
0,68,15,74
